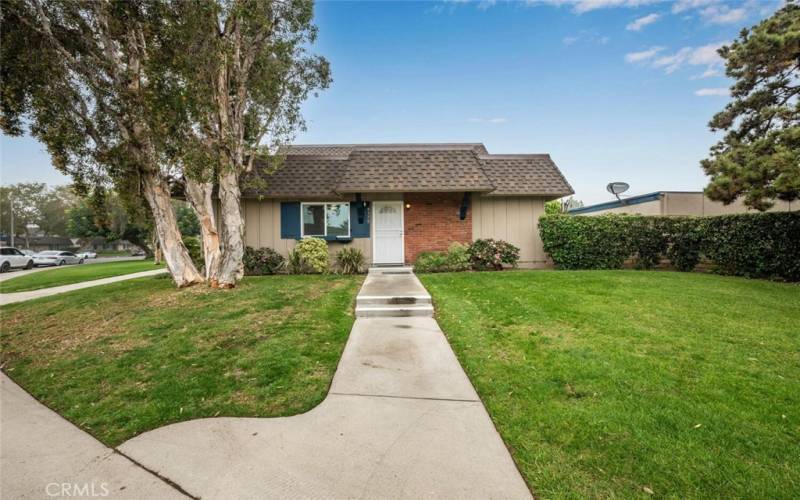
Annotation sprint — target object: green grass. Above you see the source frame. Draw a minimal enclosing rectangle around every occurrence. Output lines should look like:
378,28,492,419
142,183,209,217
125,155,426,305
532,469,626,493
96,250,135,257
0,274,362,446
419,270,800,499
0,260,164,293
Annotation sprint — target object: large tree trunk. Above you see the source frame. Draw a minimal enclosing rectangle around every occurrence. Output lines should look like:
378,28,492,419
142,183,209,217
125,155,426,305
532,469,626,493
185,177,222,286
216,168,245,287
141,171,203,287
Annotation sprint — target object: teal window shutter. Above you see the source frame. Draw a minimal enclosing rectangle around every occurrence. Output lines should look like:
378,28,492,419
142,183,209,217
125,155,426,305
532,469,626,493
280,202,301,239
350,201,370,238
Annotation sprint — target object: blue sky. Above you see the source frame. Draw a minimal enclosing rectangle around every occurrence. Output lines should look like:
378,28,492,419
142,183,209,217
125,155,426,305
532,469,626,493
0,0,782,204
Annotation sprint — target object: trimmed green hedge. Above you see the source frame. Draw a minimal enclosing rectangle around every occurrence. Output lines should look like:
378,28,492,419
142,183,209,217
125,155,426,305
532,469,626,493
539,212,800,281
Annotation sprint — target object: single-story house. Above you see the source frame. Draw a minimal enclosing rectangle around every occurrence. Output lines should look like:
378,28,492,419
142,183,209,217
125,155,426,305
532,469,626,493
568,191,796,216
240,143,573,267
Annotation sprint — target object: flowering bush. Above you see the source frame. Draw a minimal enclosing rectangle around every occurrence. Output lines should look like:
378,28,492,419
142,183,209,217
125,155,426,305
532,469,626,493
467,239,520,270
243,246,285,275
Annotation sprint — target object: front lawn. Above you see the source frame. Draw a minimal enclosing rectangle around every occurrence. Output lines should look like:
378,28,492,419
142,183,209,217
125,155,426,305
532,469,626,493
0,260,164,293
0,274,362,446
419,270,800,499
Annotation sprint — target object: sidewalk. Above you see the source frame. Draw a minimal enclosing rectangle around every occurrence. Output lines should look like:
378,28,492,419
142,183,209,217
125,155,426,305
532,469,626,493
0,374,187,499
0,269,167,306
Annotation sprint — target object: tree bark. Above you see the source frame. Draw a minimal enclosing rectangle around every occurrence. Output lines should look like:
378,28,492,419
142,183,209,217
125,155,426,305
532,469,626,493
185,178,222,286
141,171,203,287
216,168,245,287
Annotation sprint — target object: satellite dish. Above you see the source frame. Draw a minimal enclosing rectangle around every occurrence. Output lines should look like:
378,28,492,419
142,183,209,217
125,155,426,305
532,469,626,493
606,182,630,201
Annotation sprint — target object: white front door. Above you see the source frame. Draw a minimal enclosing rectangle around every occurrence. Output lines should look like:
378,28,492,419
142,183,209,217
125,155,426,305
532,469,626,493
373,201,404,265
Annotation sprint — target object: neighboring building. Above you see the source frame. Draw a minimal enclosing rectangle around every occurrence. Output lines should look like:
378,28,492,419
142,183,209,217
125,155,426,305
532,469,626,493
240,143,573,268
0,235,75,252
568,191,796,216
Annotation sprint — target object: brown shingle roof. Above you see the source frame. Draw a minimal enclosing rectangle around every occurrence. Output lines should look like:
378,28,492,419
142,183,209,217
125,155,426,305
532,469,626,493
479,155,574,197
336,149,494,193
243,155,346,199
242,144,572,199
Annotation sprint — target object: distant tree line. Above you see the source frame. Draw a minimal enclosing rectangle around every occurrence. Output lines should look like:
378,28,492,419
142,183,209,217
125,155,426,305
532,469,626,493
1,182,199,256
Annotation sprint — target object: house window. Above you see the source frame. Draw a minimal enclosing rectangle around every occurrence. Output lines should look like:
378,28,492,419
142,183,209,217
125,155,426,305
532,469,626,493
301,202,350,238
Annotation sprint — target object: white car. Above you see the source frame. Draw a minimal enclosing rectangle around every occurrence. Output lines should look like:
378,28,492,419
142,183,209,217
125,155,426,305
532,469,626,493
33,251,84,267
77,250,98,259
0,247,35,272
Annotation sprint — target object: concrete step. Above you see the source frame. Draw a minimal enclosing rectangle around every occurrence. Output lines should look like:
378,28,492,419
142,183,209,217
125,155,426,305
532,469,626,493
355,304,434,318
356,295,432,306
368,266,413,275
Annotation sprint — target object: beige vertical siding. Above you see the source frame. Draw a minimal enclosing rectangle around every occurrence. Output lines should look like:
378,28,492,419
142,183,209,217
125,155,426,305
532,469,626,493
241,199,372,264
472,196,548,268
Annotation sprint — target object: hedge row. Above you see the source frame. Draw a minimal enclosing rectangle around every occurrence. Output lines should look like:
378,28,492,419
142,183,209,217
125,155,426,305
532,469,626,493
538,212,800,281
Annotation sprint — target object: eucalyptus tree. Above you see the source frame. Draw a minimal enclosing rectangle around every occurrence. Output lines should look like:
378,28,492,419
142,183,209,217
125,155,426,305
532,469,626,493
1,0,203,286
161,0,331,287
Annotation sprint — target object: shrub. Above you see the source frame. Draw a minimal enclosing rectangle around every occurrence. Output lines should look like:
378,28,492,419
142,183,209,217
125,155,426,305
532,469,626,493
336,247,366,274
538,215,633,269
629,217,669,270
444,242,471,271
243,246,285,276
539,212,800,281
666,217,706,272
286,249,305,274
703,213,800,281
413,251,448,273
468,239,520,270
182,236,203,270
289,237,329,274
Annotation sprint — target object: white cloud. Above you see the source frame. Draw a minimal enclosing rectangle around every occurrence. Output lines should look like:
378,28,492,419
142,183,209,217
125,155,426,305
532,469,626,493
671,0,718,14
477,0,497,11
571,0,660,14
647,41,726,73
468,117,509,124
624,46,664,63
562,31,610,45
626,13,661,31
700,5,747,24
691,68,722,79
694,87,729,96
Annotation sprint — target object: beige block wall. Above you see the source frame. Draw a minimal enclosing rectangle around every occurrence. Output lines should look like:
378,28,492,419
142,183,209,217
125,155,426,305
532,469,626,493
583,199,663,216
472,195,549,268
665,192,795,216
241,199,372,263
581,192,796,216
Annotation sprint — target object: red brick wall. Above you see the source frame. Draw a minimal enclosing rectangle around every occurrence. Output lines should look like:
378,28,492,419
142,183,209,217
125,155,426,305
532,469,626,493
403,192,472,264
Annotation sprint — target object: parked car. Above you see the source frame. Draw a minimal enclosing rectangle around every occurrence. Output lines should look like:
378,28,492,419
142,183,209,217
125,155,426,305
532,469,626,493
20,249,36,256
76,250,98,259
130,249,145,256
0,247,35,272
33,251,83,267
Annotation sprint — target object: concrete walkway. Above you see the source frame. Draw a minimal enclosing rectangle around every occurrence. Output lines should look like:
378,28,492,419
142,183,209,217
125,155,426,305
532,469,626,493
2,268,532,499
0,374,188,499
0,269,167,305
118,269,532,499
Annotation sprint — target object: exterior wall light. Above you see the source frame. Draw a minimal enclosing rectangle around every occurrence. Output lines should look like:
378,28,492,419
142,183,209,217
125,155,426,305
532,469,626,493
405,203,411,209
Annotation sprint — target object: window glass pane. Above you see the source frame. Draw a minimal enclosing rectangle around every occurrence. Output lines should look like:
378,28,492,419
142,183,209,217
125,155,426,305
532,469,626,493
326,203,350,237
302,204,325,236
